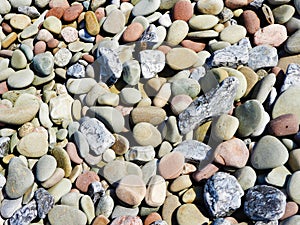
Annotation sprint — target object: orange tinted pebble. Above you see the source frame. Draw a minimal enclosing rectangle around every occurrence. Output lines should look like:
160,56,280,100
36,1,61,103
66,142,83,164
280,201,299,220
2,22,13,33
0,81,8,95
75,171,100,192
34,41,47,55
46,7,65,19
157,45,172,54
49,0,70,9
82,54,94,63
95,7,105,22
144,212,162,225
63,4,84,22
92,215,110,225
181,40,206,52
47,38,60,48
122,22,144,42
173,0,194,21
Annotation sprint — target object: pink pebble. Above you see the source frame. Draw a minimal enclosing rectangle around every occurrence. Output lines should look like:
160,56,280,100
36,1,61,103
66,142,83,164
254,24,288,47
34,41,47,55
61,26,78,43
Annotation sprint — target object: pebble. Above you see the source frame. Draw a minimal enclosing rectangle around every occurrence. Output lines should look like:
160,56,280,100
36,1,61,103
85,11,100,36
234,166,257,190
242,10,260,35
220,24,247,44
244,185,286,221
161,195,181,225
177,204,209,225
132,0,160,16
254,24,287,47
122,22,144,42
166,47,198,70
170,175,192,192
281,215,300,225
61,27,78,43
170,94,193,115
189,15,219,30
140,50,165,78
48,178,72,203
103,9,125,34
120,87,142,105
280,201,299,220
110,216,143,225
144,212,162,225
0,0,11,14
95,195,114,218
251,135,289,169
131,106,166,126
7,69,34,89
287,171,300,204
33,52,54,76
145,175,166,207
5,157,34,199
11,49,27,70
34,188,55,219
265,165,291,187
158,151,185,179
172,0,193,21
36,155,57,182
43,16,62,34
63,4,83,22
285,30,300,54
48,205,87,225
248,45,278,71
288,149,300,171
171,78,201,98
197,0,224,15
133,122,162,147
166,20,189,46
0,197,22,219
111,205,139,219
272,4,295,24
210,114,239,141
268,114,299,136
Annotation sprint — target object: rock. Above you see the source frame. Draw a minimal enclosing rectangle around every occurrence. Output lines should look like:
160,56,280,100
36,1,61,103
273,4,295,24
49,93,73,126
242,10,260,34
48,205,87,225
122,23,144,42
85,11,100,36
51,147,72,178
67,78,97,95
285,29,300,54
145,175,166,207
0,136,10,157
287,171,300,204
11,49,27,70
120,88,142,105
172,0,193,21
170,94,193,115
0,0,11,14
244,185,286,221
268,114,299,136
210,114,239,140
234,166,257,190
95,195,114,218
144,212,162,225
281,215,300,225
254,24,287,47
280,201,299,220
48,178,72,203
132,0,160,16
110,216,143,225
7,69,34,89
178,77,238,134
33,52,54,76
161,195,181,225
0,197,22,219
9,200,37,225
153,83,171,107
158,151,185,179
54,48,72,67
196,0,224,15
171,78,201,98
103,9,125,34
36,155,57,182
75,171,100,192
66,63,85,78
125,145,155,163
140,50,165,79
204,172,244,217
122,60,141,85
192,163,219,182
220,25,247,44
281,63,300,92
189,15,219,30
41,168,65,189
133,122,162,147
251,135,289,169
166,47,198,70
5,157,34,199
43,16,62,34
62,4,83,21
214,138,249,168
80,195,95,224
170,175,192,192
252,73,276,103
248,45,278,71
79,118,115,155
131,106,166,126
225,0,252,9
34,188,55,219
166,20,189,46
61,27,78,43
111,205,139,219
265,165,291,187
288,149,300,172
177,204,209,225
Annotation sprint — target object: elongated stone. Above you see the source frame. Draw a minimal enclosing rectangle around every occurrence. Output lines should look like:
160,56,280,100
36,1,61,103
178,77,238,134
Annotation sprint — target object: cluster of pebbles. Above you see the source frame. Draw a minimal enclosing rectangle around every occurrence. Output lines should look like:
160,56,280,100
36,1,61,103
1,0,300,224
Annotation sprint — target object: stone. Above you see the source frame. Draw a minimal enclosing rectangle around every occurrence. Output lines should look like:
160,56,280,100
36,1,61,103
122,23,144,42
75,171,100,192
140,50,165,79
281,215,300,225
220,25,247,44
133,122,162,147
145,175,166,207
7,69,34,89
170,175,192,192
252,73,276,103
287,171,300,204
0,136,10,157
49,93,73,125
178,77,238,134
161,195,181,225
119,88,142,105
158,151,185,179
48,178,72,203
122,60,141,85
189,15,218,30
166,20,189,46
176,204,209,225
103,9,125,34
80,195,95,224
242,10,260,34
141,159,158,184
265,166,291,187
196,0,224,15
5,157,34,199
280,201,299,220
268,114,299,136
34,188,55,219
85,11,100,36
125,145,155,163
254,24,287,47
244,185,286,221
54,48,72,67
10,14,31,30
273,5,295,24
67,78,97,95
62,4,83,21
248,45,278,71
166,47,198,70
234,166,257,190
144,212,162,225
0,197,22,219
110,216,143,225
51,147,72,178
210,114,239,140
251,135,289,169
0,0,11,14
9,200,37,225
17,131,48,158
43,16,62,34
170,94,193,115
172,0,193,21
61,27,78,43
131,106,166,126
285,29,300,54
66,63,85,78
288,149,300,171
36,155,57,182
171,78,201,98
111,205,139,219
281,63,300,92
48,205,87,225
33,52,54,76
11,49,27,70
132,0,160,16
41,168,65,188
204,172,244,217
79,118,115,155
95,195,114,218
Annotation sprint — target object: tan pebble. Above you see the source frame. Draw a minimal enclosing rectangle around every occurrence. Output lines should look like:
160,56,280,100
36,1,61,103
66,142,83,164
238,66,258,96
92,215,110,225
49,0,70,9
181,40,206,53
34,41,47,55
131,106,166,126
268,114,299,136
18,122,35,138
46,7,65,19
122,22,144,42
170,175,192,192
192,163,219,182
63,4,84,22
41,167,65,188
182,163,197,175
225,217,239,224
225,0,252,9
111,134,129,155
158,151,185,179
280,201,299,220
162,195,181,225
0,50,14,57
1,32,18,49
153,83,171,108
75,171,100,192
85,11,100,36
10,14,31,30
144,212,162,225
172,0,194,21
242,10,260,34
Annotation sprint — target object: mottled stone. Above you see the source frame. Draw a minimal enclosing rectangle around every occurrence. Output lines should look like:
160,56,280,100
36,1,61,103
33,52,54,77
281,63,300,92
204,172,244,217
178,77,238,134
140,50,165,79
254,24,287,47
9,200,37,225
0,136,10,157
244,185,286,221
125,146,155,163
248,45,278,71
95,194,114,218
34,188,55,219
110,216,143,225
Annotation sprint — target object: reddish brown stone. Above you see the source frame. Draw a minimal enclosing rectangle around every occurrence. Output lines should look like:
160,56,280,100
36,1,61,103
92,215,110,225
122,22,144,42
63,4,84,22
214,138,249,168
157,45,172,54
34,41,47,55
82,54,94,63
192,163,219,182
280,201,299,220
225,0,253,9
172,0,194,21
181,40,206,52
0,81,8,95
269,114,299,136
242,10,260,35
46,7,65,19
144,212,162,225
158,151,185,180
66,142,83,164
75,171,100,192
2,22,13,34
111,216,143,225
47,38,59,49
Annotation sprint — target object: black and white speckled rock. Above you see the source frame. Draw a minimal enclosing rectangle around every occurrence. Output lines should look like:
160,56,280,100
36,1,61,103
150,220,168,225
244,185,286,221
66,63,85,78
139,24,158,49
9,200,37,225
34,188,54,219
248,45,278,71
178,76,239,134
212,218,232,225
255,220,278,225
88,181,105,204
0,136,10,157
281,63,300,93
204,172,244,218
140,50,165,79
79,118,115,155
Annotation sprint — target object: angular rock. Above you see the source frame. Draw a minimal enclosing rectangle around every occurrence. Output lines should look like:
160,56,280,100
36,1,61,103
281,63,300,93
0,136,10,157
244,185,286,221
34,188,55,219
79,118,115,155
9,200,37,225
125,146,155,163
138,24,158,49
204,172,244,217
140,50,165,79
248,45,278,70
66,63,85,78
178,77,239,134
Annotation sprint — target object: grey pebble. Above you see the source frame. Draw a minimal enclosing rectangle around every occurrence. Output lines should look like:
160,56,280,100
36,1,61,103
9,200,37,225
32,52,54,77
0,197,22,219
111,205,139,219
67,63,86,78
0,136,10,157
34,188,55,219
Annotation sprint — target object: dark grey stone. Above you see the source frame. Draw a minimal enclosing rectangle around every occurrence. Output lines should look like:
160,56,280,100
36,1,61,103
178,76,239,134
255,220,278,225
0,136,10,157
244,185,286,221
204,172,244,218
9,200,37,225
17,6,40,18
34,188,54,219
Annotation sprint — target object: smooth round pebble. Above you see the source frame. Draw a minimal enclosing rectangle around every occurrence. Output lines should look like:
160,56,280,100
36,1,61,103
220,25,247,44
11,49,27,70
172,0,193,21
36,155,57,182
166,48,198,70
197,0,224,15
61,27,78,43
7,69,34,89
254,24,287,47
48,205,87,225
158,151,185,179
43,16,62,34
133,122,162,147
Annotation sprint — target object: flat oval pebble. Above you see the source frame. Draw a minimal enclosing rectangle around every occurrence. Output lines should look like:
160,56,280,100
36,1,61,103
132,0,160,16
75,171,100,193
103,9,125,34
251,135,289,169
63,4,83,22
272,4,295,24
11,49,27,70
48,205,87,225
43,16,62,34
166,20,189,46
10,14,31,30
133,122,162,147
220,25,247,44
17,131,48,157
197,0,224,15
158,151,185,179
36,155,57,182
61,27,78,43
166,48,198,70
189,15,219,30
285,30,300,54
122,23,144,42
172,0,193,21
54,48,72,67
254,24,287,47
85,11,100,36
268,114,299,136
110,216,143,225
242,10,260,35
131,106,166,126
7,69,34,89
145,175,166,207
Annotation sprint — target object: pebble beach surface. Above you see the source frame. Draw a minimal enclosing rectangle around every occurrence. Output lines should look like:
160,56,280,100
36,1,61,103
0,0,300,224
